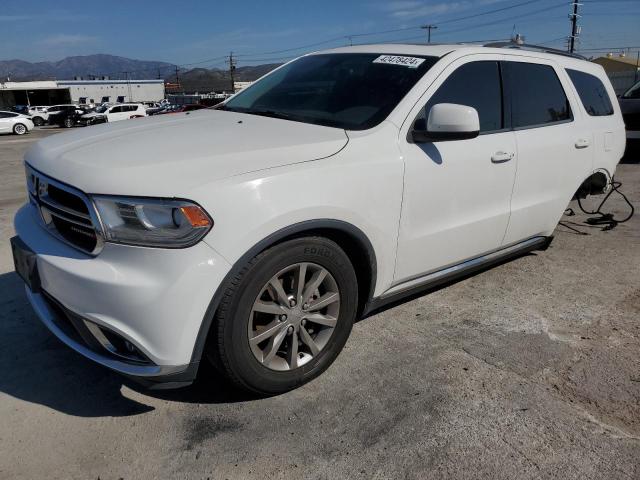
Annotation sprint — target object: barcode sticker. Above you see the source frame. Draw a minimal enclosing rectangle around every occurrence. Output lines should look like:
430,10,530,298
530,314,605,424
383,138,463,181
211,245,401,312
373,55,426,68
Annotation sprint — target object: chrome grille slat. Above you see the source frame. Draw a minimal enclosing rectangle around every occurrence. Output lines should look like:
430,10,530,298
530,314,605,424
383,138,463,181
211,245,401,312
41,206,95,228
25,164,104,255
39,197,92,222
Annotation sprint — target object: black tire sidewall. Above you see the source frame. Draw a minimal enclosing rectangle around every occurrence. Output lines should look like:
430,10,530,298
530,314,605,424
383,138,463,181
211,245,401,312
219,237,358,394
13,124,26,135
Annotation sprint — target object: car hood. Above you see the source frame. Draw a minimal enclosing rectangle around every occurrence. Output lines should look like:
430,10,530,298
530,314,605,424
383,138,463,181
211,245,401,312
80,112,103,118
25,110,349,197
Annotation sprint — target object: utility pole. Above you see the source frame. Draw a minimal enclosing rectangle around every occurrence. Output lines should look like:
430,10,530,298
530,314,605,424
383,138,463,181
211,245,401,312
227,51,236,93
421,24,437,43
568,0,581,53
174,65,180,90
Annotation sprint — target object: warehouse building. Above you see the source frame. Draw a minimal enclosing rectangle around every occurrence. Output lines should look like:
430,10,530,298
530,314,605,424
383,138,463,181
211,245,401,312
0,81,71,110
58,79,165,104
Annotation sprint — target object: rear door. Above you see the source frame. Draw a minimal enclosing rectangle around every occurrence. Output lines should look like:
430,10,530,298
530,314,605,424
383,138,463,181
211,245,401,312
0,112,12,132
395,56,518,281
502,58,593,244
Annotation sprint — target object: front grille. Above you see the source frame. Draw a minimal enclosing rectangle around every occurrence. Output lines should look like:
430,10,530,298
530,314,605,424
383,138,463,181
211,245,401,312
27,165,103,255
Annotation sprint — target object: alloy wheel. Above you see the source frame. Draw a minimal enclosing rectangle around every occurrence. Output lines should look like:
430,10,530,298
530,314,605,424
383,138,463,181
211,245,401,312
14,124,26,135
248,262,340,371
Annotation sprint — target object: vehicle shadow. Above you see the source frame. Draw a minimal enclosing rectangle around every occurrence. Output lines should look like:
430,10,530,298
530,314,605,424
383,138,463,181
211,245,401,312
0,271,254,417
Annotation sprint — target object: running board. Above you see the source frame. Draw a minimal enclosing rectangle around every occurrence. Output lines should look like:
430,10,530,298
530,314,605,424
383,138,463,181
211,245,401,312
364,236,551,316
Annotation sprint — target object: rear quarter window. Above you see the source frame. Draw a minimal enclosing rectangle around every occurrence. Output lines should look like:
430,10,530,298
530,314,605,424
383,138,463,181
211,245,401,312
566,69,614,116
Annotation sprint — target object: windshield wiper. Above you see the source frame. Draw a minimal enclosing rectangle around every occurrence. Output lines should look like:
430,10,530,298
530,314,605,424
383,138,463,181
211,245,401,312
244,109,295,121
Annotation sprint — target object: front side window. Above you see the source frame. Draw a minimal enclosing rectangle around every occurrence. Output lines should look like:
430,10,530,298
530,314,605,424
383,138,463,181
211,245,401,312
566,69,614,116
110,106,122,113
223,53,439,130
505,62,572,128
421,61,503,133
622,80,640,99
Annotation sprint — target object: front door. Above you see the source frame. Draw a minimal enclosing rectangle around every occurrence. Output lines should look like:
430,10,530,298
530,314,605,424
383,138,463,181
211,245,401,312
395,58,517,282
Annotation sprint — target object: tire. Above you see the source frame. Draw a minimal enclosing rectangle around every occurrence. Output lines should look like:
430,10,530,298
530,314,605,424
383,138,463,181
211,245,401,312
13,123,27,135
32,116,44,127
63,118,74,128
210,237,358,395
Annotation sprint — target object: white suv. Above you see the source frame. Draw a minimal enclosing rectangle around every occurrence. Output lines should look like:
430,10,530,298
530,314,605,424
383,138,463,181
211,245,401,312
81,103,147,124
12,44,625,393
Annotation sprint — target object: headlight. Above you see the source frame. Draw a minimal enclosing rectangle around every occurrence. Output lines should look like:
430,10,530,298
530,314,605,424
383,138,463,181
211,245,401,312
93,196,212,248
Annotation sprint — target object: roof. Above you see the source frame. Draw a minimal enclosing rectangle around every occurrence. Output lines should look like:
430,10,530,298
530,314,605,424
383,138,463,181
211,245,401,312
592,56,640,72
310,43,592,64
0,81,61,90
57,79,164,85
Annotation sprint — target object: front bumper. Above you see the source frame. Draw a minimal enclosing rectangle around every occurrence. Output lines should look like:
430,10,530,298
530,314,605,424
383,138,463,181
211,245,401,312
14,204,232,384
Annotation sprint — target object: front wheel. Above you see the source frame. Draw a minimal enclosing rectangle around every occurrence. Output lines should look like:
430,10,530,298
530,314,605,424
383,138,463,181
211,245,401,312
13,123,27,135
32,116,44,126
63,118,74,128
210,237,358,395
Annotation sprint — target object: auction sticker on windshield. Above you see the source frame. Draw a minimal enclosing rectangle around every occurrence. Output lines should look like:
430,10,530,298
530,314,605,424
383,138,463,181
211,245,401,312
373,55,426,68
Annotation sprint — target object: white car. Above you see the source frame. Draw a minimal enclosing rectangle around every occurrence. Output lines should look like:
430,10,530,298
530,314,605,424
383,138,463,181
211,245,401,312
27,106,50,126
0,111,34,135
81,103,147,124
12,44,625,393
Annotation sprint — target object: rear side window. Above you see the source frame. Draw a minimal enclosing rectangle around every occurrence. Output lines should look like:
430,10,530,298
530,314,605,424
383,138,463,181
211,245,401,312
566,69,614,116
423,61,503,132
505,62,572,128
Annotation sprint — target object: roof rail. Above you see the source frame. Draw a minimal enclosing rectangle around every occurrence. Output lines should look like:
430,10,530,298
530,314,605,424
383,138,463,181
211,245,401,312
483,41,588,61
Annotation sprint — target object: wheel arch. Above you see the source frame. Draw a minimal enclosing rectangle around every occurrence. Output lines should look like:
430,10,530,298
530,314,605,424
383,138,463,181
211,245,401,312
190,219,378,369
573,168,612,199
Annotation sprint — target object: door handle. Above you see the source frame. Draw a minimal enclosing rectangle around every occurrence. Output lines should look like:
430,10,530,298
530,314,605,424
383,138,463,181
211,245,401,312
575,138,590,149
491,151,514,163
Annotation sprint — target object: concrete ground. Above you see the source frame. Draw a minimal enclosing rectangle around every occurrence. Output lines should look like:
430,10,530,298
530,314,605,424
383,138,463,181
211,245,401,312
0,128,638,480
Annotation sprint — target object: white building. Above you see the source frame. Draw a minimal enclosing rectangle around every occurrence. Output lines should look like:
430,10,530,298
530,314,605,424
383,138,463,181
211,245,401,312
0,81,71,109
57,79,165,104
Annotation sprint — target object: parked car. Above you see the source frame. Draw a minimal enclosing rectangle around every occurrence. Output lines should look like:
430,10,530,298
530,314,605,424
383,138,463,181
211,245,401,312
0,110,34,135
48,106,92,128
27,106,50,126
80,103,147,124
45,105,84,125
618,79,640,146
12,44,625,394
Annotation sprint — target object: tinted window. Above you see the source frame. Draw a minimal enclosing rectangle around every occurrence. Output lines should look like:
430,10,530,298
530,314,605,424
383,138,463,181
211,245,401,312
224,53,439,130
0,112,9,118
110,106,122,113
622,80,640,99
423,61,503,132
506,62,571,128
567,69,614,116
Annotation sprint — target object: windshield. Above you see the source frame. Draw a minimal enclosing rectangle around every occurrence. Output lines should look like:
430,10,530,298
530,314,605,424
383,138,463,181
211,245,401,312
623,80,640,99
94,105,109,113
222,53,439,130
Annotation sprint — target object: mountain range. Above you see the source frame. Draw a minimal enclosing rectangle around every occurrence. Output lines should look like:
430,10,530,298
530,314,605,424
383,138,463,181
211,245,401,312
0,54,281,92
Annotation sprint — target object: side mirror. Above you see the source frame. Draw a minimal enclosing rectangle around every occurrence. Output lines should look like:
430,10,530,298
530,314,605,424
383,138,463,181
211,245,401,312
412,103,480,143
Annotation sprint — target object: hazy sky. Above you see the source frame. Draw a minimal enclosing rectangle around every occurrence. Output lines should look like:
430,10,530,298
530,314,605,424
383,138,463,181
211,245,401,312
1,0,639,66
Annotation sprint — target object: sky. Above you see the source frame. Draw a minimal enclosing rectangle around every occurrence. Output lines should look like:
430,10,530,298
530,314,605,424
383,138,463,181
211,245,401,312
1,0,639,68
